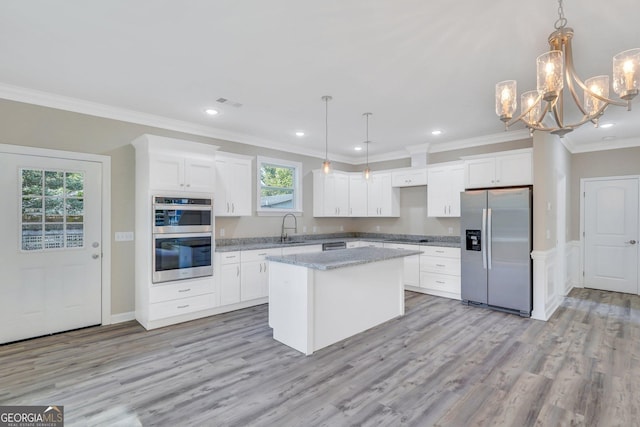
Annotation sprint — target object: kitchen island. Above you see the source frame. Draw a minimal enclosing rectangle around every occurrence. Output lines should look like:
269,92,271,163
266,246,422,355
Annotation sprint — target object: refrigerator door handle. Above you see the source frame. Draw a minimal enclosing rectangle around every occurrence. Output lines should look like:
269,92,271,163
487,208,492,270
482,208,487,270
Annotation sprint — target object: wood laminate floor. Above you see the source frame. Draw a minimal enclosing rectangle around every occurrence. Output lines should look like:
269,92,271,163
1,288,639,427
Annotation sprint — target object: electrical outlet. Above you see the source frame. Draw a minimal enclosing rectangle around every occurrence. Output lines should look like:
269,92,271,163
303,225,307,233
376,225,380,232
115,231,134,242
219,228,225,237
339,225,344,232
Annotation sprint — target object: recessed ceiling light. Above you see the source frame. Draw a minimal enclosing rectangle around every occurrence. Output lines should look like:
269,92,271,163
295,131,305,137
354,146,363,151
599,123,615,128
431,130,443,136
204,108,219,116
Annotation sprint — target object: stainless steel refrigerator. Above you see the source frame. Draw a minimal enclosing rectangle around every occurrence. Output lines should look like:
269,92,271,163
460,187,532,317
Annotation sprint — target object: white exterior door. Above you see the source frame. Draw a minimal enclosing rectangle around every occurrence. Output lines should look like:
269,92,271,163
584,178,639,294
0,153,103,343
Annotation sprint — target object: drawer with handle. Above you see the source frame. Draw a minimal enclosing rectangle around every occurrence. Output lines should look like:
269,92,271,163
150,278,214,303
149,293,214,320
219,251,241,264
420,256,460,275
420,272,461,295
420,246,460,259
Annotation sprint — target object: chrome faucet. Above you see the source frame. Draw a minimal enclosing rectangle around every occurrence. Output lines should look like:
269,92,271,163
281,213,298,242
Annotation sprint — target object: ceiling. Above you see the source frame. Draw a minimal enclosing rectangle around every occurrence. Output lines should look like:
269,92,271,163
1,0,639,163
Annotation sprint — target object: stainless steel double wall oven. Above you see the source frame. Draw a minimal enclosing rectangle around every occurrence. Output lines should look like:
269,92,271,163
152,196,214,283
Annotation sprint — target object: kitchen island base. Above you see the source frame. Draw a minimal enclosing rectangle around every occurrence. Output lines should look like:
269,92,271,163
269,257,404,355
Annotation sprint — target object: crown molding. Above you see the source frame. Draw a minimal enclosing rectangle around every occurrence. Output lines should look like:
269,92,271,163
0,82,356,164
564,135,640,154
427,129,532,153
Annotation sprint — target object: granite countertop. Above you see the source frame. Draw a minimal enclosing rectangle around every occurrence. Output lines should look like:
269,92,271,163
215,233,460,252
266,246,423,271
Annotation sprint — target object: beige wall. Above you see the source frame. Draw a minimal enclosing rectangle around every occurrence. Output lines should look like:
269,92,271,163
569,142,640,239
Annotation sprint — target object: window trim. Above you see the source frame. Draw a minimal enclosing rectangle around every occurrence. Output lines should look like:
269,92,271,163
256,156,303,216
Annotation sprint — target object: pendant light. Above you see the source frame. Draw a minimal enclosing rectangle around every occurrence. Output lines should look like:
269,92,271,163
362,112,372,180
321,95,332,174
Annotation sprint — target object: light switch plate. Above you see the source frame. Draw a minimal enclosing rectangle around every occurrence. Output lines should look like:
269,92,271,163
115,231,134,241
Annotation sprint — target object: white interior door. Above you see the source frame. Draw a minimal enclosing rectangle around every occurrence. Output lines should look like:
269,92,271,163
584,178,639,294
0,153,102,343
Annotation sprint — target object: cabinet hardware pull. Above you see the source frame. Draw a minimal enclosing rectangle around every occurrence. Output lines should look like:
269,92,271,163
227,202,230,212
177,304,190,309
436,281,445,284
237,266,240,276
258,253,267,256
260,264,262,273
436,264,445,267
232,203,235,213
436,250,444,253
186,184,191,187
178,288,191,293
227,255,236,259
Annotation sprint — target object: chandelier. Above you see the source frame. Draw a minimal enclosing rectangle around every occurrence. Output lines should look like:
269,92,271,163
496,0,639,137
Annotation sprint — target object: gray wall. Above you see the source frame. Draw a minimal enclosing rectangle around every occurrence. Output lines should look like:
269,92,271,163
569,143,640,239
8,98,626,316
532,133,572,251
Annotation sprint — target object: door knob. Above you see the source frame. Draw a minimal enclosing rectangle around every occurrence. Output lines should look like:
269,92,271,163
92,254,100,259
627,239,637,245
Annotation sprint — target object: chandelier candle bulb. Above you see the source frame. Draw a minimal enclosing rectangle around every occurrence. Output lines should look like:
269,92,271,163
537,50,563,101
495,80,517,121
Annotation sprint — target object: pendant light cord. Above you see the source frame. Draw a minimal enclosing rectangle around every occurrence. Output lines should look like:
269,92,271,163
325,98,328,160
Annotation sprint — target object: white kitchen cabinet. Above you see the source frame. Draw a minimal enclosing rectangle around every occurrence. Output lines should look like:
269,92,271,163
348,174,368,217
281,244,322,255
313,170,350,217
215,153,252,216
419,246,461,300
391,168,428,187
367,173,400,217
149,152,215,193
427,163,465,217
132,134,219,330
383,243,420,287
464,149,532,189
219,251,241,306
240,248,281,301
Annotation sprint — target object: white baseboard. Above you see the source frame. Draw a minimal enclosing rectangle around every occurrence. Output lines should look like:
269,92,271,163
109,311,136,324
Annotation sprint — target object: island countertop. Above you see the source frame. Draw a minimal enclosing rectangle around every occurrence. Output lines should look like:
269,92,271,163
265,246,422,271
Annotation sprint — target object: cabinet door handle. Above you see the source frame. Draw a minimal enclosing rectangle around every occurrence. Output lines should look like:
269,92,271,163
263,262,267,272
435,250,445,254
436,264,446,267
227,202,230,213
237,266,240,277
259,263,262,273
180,183,185,187
178,288,191,293
435,281,445,284
232,203,235,213
186,184,191,187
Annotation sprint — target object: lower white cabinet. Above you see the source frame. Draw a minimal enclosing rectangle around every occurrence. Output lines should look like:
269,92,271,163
281,244,323,255
219,251,241,306
240,248,281,301
419,246,461,300
149,293,215,321
382,243,420,287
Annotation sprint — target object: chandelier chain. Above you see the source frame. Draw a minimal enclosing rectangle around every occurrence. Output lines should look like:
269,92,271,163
554,0,567,29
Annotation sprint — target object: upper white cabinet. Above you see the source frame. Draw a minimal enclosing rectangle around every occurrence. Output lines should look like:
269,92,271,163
391,168,428,187
427,163,465,217
313,170,399,217
215,153,252,216
464,149,532,189
134,134,218,194
348,174,368,217
367,172,400,217
313,170,349,217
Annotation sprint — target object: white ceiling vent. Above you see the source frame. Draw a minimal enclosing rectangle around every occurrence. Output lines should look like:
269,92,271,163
216,97,243,108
